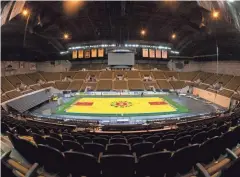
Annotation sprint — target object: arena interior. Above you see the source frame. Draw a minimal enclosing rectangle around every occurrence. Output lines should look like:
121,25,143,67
1,1,240,177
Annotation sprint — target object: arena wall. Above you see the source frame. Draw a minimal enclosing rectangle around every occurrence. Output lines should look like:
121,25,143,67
36,60,72,72
170,60,240,76
199,61,240,76
1,61,37,76
193,87,231,108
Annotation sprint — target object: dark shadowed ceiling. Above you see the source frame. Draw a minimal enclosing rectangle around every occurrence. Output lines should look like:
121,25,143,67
1,1,240,61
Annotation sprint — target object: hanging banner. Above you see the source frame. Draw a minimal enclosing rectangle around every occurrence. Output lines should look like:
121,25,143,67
72,50,77,59
142,48,148,57
98,48,104,57
149,49,155,58
29,63,36,70
4,61,13,71
162,50,168,59
91,48,97,58
85,50,90,58
156,49,161,58
19,61,25,68
78,50,84,58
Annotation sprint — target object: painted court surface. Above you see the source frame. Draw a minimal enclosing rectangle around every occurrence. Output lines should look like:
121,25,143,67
57,97,189,116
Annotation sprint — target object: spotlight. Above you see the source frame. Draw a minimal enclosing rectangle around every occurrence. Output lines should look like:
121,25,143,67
141,30,146,36
63,33,69,40
171,33,176,39
212,11,220,19
22,9,29,16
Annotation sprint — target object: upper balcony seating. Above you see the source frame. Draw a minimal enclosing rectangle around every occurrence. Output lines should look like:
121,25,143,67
97,80,112,91
80,82,97,91
5,76,22,88
113,71,126,78
5,90,22,100
193,72,213,82
157,80,173,89
1,77,15,92
164,72,179,80
128,80,144,90
30,85,42,91
17,74,35,85
179,72,199,81
67,80,83,90
126,71,141,79
203,74,222,85
144,82,159,91
214,75,233,86
1,94,10,102
140,71,153,78
73,71,88,80
218,89,234,98
55,81,70,90
41,82,56,88
225,76,240,91
113,80,128,90
26,72,45,83
169,81,186,90
61,72,76,80
99,71,113,79
152,71,166,79
40,72,61,82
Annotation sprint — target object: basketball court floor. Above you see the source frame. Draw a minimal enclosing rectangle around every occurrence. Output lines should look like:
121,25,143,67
31,94,225,124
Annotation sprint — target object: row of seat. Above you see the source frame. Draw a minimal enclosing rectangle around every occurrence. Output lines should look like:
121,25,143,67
7,129,240,177
2,71,240,94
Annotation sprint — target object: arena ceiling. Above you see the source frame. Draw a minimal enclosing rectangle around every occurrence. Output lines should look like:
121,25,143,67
1,1,240,61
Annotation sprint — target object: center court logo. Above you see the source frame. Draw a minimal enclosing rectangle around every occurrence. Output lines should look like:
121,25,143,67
110,101,133,108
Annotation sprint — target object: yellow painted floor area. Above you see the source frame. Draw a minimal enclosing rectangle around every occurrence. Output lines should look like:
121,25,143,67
66,97,176,114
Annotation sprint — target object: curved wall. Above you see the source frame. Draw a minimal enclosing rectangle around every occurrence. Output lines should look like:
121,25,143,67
170,60,240,76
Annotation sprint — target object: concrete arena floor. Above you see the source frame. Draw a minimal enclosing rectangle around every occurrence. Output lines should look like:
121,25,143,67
31,94,225,124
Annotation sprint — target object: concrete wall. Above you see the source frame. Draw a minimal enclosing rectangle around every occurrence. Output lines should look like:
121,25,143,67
36,60,72,72
1,61,36,76
170,60,240,76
